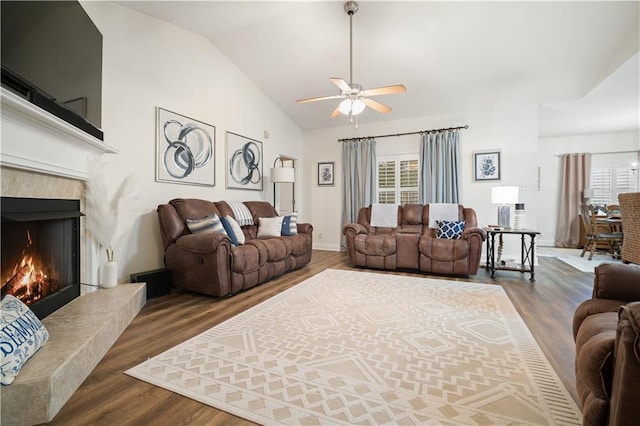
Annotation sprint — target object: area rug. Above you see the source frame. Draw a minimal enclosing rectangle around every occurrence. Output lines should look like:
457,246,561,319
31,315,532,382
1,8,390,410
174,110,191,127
126,269,582,425
537,247,621,273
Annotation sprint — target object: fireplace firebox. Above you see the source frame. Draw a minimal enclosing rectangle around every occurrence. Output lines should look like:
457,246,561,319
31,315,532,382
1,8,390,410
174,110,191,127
1,197,82,319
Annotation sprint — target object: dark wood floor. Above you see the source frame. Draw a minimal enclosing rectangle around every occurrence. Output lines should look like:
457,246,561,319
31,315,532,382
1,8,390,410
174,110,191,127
46,250,594,425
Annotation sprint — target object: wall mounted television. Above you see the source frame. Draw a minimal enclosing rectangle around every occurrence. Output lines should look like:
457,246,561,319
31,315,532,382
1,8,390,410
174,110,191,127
1,1,103,141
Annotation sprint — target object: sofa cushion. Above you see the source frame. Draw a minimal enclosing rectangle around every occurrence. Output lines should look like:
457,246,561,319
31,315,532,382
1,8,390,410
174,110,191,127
186,213,227,236
436,220,465,239
1,295,50,385
281,212,298,236
258,216,284,238
355,234,396,257
221,215,245,246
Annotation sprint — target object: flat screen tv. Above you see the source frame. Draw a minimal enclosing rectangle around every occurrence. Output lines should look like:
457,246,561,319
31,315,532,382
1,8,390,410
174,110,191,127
1,1,103,140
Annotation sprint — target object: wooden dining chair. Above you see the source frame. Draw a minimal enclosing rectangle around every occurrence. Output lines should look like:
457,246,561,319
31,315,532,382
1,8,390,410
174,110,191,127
580,204,623,260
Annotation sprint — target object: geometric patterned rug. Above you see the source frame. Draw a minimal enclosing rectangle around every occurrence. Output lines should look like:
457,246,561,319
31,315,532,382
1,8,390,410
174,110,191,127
126,269,582,425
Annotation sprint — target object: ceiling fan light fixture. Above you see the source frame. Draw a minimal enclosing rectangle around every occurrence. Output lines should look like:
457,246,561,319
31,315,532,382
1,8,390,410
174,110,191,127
338,98,366,115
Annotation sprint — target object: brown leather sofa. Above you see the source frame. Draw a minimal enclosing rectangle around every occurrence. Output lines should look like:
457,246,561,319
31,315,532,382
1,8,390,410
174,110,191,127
573,262,640,425
343,204,486,275
157,198,312,297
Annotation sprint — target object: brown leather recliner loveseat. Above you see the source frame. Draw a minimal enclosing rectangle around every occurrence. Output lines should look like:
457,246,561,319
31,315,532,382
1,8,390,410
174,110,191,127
157,198,312,297
573,262,640,425
343,204,486,275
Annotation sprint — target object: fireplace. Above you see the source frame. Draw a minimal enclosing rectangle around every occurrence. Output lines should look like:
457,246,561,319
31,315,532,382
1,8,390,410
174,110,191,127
1,197,81,319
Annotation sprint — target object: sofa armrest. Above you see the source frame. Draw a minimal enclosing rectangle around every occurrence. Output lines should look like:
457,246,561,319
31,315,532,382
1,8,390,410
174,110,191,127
297,223,314,235
343,223,367,236
462,226,487,241
164,232,232,297
573,298,630,339
609,302,640,425
592,263,640,302
175,232,230,253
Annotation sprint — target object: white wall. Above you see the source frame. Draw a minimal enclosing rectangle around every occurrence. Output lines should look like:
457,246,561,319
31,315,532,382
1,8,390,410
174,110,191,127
538,131,640,245
81,2,304,282
303,104,539,251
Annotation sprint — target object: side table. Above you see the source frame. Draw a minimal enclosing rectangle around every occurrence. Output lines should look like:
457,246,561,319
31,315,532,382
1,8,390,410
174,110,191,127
485,228,541,282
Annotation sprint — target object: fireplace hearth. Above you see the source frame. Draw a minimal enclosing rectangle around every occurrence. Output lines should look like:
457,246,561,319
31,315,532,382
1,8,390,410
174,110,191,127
1,197,82,319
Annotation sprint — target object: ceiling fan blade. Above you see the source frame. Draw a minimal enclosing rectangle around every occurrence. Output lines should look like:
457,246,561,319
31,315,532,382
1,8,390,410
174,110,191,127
362,98,391,114
296,94,343,104
330,106,341,118
360,84,407,97
330,78,352,93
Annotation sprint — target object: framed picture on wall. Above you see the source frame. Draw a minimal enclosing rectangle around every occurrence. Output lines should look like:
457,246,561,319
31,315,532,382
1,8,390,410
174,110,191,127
318,162,334,186
226,132,263,190
474,151,501,181
156,107,215,186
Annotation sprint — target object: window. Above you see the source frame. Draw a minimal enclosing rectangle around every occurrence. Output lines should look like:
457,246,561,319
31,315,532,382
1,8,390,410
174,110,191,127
590,152,639,206
377,155,419,204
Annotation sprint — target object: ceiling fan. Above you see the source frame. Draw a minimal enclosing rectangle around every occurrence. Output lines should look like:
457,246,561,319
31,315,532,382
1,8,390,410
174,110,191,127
296,1,406,120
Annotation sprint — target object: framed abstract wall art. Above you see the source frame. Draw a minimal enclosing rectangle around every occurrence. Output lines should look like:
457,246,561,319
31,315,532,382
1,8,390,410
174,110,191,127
473,151,500,181
318,162,335,186
156,107,215,186
226,132,263,190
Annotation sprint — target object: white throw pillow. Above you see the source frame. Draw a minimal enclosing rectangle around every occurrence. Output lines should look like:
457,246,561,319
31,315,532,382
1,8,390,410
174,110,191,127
257,216,284,238
1,295,50,385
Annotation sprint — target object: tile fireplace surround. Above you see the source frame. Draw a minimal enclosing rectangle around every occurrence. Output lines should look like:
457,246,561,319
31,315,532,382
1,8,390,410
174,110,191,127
0,89,146,425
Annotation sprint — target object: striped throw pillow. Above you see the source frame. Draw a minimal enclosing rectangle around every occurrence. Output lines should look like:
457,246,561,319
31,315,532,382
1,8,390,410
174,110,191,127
186,214,227,235
281,212,298,236
227,201,254,226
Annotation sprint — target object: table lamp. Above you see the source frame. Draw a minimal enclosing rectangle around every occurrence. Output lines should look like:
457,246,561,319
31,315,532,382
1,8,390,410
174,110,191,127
491,186,519,228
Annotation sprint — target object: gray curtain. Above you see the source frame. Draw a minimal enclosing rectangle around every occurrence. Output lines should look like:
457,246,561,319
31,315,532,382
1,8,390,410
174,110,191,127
555,153,591,247
341,138,376,248
419,130,460,203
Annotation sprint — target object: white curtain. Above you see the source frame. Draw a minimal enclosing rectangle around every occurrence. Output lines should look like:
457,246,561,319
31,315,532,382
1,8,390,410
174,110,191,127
419,130,460,203
341,138,376,248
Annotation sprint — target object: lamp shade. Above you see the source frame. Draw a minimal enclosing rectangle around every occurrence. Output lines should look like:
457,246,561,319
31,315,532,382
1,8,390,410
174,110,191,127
270,167,295,183
491,186,519,205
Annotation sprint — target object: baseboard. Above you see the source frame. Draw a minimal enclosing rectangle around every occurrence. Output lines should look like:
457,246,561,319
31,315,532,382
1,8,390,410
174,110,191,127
313,243,341,251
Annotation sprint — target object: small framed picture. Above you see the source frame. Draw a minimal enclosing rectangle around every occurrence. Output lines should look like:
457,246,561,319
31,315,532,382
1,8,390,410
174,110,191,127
474,151,500,181
318,162,334,186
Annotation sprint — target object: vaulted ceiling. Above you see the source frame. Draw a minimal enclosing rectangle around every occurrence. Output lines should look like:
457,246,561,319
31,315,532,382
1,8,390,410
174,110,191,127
119,1,640,137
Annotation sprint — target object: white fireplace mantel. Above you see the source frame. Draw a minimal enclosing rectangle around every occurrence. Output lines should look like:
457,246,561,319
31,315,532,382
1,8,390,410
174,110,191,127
0,88,118,180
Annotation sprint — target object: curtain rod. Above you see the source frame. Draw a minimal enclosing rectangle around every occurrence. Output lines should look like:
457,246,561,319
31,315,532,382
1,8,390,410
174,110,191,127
554,150,640,157
337,125,468,142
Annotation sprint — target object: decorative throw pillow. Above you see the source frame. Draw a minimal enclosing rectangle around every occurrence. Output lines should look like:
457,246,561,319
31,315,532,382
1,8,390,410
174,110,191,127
257,216,284,238
1,295,50,385
186,213,227,236
436,220,465,240
220,215,245,246
226,201,254,226
281,212,298,236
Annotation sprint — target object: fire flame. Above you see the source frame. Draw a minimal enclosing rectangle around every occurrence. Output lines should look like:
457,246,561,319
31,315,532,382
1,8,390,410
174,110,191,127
1,231,53,305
